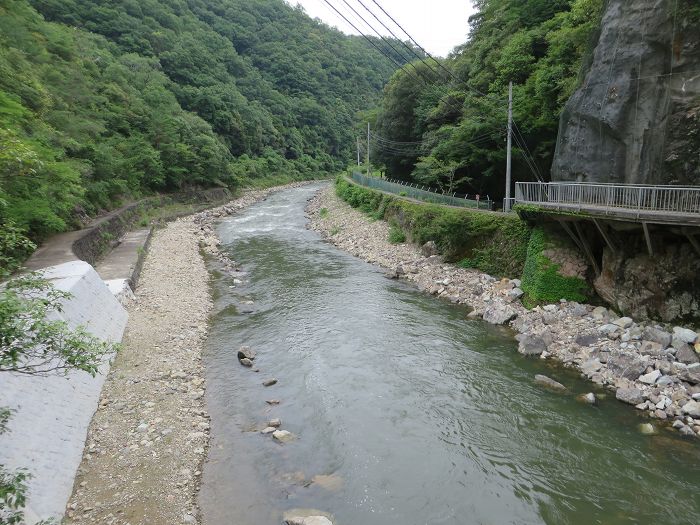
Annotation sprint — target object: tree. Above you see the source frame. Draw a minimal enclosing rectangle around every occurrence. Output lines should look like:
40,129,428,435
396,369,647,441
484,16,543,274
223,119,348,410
414,157,470,194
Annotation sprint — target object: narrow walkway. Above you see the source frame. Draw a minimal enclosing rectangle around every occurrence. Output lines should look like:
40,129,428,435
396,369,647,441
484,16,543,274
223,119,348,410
25,202,138,271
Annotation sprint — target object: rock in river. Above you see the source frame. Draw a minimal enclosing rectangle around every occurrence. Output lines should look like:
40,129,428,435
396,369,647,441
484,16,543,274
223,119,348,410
284,510,333,525
577,392,597,405
239,358,253,367
534,375,566,392
273,430,294,442
238,345,256,360
263,378,278,387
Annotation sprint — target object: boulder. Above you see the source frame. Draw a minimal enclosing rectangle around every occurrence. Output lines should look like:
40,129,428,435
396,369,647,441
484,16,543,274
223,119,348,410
577,392,597,404
273,430,294,442
421,241,439,257
518,336,547,357
591,306,608,321
534,375,567,392
679,364,700,385
482,304,517,325
263,378,278,387
638,423,656,435
638,341,664,356
676,345,700,365
575,334,599,347
638,370,661,385
237,346,256,360
672,327,698,344
569,303,588,318
285,516,333,525
581,359,603,376
616,387,644,406
607,352,647,380
641,326,672,347
613,317,634,329
681,400,700,418
239,358,253,367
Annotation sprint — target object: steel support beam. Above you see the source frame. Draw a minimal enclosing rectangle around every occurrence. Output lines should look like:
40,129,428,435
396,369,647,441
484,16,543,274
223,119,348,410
592,218,617,255
642,222,654,256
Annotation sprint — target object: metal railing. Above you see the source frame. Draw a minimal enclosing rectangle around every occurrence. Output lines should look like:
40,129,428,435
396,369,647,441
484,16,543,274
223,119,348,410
515,181,700,218
349,172,493,210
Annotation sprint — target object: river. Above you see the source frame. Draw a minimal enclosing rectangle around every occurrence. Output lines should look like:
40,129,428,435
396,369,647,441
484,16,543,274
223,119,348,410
200,184,700,525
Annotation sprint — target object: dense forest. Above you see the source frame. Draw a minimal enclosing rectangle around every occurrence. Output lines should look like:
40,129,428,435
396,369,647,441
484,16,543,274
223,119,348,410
0,0,605,271
372,0,603,199
0,0,408,271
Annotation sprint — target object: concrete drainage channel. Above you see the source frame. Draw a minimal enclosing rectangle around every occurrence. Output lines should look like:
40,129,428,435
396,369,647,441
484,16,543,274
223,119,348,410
0,191,221,523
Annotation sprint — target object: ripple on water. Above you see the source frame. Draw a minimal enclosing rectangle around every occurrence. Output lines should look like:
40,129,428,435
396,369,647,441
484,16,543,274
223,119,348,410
200,185,700,525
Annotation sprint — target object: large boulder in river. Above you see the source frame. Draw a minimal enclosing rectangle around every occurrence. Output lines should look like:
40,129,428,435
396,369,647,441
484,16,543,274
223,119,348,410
482,303,517,325
551,0,700,186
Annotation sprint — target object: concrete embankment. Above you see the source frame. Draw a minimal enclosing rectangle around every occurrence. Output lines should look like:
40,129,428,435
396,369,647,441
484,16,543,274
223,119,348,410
0,261,128,523
307,186,700,439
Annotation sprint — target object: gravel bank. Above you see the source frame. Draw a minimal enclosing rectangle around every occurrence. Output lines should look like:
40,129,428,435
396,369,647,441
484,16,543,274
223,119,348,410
307,186,700,439
65,183,314,525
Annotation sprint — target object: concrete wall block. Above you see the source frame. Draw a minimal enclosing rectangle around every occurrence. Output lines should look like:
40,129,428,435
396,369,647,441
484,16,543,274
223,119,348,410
0,261,128,523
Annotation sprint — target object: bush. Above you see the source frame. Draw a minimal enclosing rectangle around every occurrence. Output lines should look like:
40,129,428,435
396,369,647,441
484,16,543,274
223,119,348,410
388,225,406,244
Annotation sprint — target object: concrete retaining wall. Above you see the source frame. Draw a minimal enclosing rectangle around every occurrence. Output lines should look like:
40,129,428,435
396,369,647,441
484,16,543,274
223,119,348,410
0,261,127,523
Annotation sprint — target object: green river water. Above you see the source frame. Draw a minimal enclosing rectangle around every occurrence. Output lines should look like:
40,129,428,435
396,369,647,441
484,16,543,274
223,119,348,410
200,184,700,525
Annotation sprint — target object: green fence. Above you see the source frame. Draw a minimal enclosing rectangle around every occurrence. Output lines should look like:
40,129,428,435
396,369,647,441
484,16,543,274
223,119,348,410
349,172,493,210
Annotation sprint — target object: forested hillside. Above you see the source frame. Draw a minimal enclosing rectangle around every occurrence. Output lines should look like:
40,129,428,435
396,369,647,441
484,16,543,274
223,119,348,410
372,0,602,199
0,0,404,271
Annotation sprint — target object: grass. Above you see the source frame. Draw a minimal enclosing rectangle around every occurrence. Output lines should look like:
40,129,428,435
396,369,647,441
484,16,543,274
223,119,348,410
319,207,329,218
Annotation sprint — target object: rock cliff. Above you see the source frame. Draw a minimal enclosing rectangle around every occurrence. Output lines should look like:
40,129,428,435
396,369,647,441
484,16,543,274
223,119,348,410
552,0,700,184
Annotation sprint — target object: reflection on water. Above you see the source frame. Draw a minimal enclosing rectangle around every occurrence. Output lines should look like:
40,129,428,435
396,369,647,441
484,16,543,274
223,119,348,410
200,184,700,525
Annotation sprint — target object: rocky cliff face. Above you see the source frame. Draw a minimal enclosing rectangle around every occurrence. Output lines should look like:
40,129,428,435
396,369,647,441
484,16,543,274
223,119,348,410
594,241,700,323
552,0,700,184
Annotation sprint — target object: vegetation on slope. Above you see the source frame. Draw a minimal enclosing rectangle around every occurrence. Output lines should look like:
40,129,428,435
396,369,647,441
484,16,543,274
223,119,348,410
0,0,406,271
335,176,530,277
371,0,603,199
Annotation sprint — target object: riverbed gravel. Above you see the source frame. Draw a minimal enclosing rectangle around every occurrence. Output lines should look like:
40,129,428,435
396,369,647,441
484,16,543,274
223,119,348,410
64,182,316,525
307,186,700,439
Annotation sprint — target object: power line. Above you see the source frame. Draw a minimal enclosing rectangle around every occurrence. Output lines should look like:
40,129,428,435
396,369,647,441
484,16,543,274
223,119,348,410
368,0,505,103
338,0,439,86
317,0,468,117
353,0,444,81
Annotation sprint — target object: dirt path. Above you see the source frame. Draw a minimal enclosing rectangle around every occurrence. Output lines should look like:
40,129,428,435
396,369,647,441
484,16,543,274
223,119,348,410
64,218,211,525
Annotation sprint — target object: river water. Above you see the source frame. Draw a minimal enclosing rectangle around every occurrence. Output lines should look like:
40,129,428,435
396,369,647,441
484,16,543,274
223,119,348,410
200,184,700,525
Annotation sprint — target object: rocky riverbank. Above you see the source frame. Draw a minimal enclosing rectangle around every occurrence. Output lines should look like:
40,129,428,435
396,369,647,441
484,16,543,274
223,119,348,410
64,183,316,525
307,186,700,439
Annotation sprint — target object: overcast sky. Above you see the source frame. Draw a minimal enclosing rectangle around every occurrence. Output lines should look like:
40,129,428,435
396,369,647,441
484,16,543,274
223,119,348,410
287,0,476,57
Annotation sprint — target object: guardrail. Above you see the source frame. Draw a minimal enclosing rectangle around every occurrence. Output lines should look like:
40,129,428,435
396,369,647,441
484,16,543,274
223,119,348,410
515,181,700,218
349,172,493,210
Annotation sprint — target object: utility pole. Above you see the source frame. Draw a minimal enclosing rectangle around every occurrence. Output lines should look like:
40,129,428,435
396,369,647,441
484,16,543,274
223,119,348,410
504,81,513,212
357,137,361,167
367,122,371,175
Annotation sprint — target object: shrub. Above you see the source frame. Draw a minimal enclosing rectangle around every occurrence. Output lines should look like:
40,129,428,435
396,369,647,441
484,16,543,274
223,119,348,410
388,225,406,244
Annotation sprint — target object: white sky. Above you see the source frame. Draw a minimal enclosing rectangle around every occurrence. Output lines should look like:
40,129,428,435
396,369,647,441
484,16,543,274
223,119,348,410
287,0,476,57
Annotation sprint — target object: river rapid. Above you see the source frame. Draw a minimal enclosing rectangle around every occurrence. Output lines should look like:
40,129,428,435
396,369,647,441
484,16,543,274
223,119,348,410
200,184,700,525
